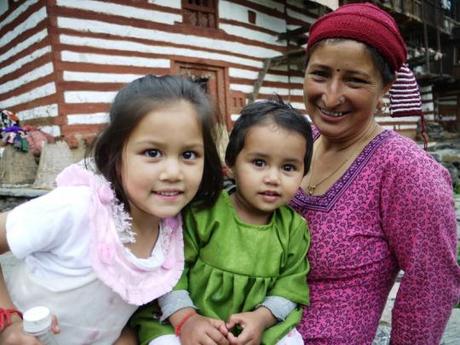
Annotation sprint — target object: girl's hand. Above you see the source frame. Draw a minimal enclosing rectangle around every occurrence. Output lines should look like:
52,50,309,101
112,325,137,345
0,321,41,345
0,314,60,345
180,314,229,345
226,308,276,345
51,314,60,334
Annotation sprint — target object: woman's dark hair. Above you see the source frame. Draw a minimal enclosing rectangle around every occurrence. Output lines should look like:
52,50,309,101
89,74,223,210
225,96,313,175
306,38,395,86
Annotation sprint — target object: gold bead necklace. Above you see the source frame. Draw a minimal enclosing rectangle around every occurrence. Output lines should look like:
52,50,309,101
307,124,379,196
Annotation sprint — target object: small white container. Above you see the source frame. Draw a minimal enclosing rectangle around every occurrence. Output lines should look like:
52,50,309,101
23,306,59,345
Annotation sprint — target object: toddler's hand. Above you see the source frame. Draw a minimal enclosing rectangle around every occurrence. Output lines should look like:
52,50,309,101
226,309,274,345
180,314,229,345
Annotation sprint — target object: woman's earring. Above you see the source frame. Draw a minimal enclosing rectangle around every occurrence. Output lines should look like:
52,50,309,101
377,100,389,115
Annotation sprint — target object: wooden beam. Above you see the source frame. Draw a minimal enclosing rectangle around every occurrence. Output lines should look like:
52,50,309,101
278,26,309,41
248,58,272,103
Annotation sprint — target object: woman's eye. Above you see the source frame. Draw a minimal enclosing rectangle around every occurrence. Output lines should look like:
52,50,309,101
309,70,328,78
348,77,367,85
252,159,266,167
283,164,296,172
182,151,197,160
144,149,161,158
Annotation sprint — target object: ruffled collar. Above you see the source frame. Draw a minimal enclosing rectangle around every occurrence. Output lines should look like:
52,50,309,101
55,163,184,305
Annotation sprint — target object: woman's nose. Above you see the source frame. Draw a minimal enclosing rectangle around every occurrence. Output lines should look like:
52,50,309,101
322,79,345,108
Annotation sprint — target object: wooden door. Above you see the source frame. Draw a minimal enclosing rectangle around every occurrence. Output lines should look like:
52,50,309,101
173,61,231,129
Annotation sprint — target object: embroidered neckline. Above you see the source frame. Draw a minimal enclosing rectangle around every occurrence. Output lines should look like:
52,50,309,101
77,159,136,244
56,162,185,305
296,130,393,212
111,201,136,244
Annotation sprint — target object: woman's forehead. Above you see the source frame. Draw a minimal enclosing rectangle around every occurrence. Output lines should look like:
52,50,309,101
308,40,373,67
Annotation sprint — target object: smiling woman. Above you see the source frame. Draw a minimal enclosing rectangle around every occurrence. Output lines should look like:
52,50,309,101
289,3,460,345
304,40,390,145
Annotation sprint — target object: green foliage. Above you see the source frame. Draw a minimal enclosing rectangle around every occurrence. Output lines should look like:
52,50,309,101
455,183,460,195
457,245,460,270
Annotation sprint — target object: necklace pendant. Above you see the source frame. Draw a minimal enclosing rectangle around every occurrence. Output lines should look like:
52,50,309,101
307,185,316,195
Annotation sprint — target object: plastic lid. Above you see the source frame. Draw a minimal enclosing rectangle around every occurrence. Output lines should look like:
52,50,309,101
23,306,52,334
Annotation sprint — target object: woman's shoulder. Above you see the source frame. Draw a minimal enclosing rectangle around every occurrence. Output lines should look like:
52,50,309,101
379,130,425,154
378,131,447,173
374,131,452,190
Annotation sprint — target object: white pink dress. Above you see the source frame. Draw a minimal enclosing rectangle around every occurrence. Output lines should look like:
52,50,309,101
5,163,184,345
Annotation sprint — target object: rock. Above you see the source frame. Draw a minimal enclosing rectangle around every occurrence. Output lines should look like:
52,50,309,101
444,163,460,187
423,122,445,141
0,146,37,185
32,141,75,190
372,325,390,345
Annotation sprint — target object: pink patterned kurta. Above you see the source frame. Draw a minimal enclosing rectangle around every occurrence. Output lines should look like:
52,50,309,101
290,130,460,345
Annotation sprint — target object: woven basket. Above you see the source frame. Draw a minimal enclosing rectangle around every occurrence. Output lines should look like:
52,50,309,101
33,141,75,190
0,146,38,185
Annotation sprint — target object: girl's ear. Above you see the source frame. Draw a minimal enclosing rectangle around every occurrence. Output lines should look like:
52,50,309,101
223,164,234,179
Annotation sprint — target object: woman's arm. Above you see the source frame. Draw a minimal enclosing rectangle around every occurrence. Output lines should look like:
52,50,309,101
381,154,460,344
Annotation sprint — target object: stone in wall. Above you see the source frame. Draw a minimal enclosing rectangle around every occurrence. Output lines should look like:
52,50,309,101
33,141,76,190
0,146,37,185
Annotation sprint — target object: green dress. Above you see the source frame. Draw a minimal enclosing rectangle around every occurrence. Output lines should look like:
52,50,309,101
132,191,310,345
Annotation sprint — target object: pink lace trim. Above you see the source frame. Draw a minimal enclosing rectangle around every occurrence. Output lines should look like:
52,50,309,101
56,164,184,305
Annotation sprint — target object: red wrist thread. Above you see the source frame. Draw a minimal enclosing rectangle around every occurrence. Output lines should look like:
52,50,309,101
0,308,23,332
174,310,196,336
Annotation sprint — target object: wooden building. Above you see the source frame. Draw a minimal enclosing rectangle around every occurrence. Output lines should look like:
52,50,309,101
0,0,457,145
343,0,460,135
1,0,331,146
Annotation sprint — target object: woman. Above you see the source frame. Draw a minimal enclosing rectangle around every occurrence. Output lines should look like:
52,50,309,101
290,3,460,345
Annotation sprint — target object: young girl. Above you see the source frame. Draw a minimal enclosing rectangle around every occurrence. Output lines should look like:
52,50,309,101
0,75,223,345
132,98,313,345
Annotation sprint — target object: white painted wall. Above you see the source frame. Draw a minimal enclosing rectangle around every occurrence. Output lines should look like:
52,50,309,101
147,0,181,9
57,17,282,58
0,0,38,30
57,0,181,25
0,6,46,48
59,34,263,68
1,83,56,109
220,0,285,32
0,63,53,94
0,0,8,17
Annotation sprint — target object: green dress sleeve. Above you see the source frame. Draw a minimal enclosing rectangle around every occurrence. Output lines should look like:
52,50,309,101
268,210,310,306
173,206,202,291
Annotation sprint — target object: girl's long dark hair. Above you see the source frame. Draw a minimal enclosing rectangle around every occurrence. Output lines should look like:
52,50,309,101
89,75,223,211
